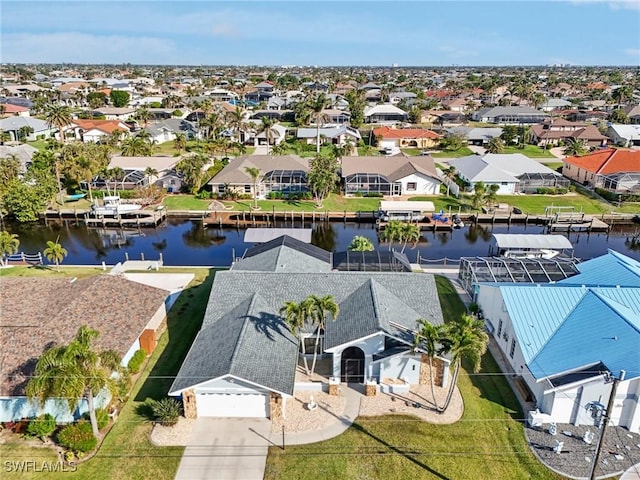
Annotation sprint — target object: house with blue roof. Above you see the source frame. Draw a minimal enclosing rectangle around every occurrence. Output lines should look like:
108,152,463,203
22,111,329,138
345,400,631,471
475,250,640,433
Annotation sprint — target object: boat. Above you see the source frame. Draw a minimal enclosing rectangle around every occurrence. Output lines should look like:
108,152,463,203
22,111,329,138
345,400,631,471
65,193,87,202
91,196,142,216
452,214,464,229
377,201,435,223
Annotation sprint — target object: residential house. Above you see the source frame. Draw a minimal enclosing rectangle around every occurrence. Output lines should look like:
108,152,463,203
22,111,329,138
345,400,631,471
296,125,361,147
364,104,408,124
475,250,640,433
373,126,441,150
0,103,30,117
342,155,441,196
0,274,189,422
441,98,468,112
169,236,448,419
143,118,199,144
562,148,640,192
0,144,39,172
539,98,572,112
624,105,640,124
472,106,548,125
321,108,351,124
248,123,288,148
208,154,309,198
70,119,130,143
607,124,640,147
447,127,503,146
388,91,417,105
0,117,55,141
421,110,467,127
106,155,184,191
449,154,566,194
529,119,608,148
93,107,137,121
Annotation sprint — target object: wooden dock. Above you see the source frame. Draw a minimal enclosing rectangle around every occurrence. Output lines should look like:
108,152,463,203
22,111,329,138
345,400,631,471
43,209,166,228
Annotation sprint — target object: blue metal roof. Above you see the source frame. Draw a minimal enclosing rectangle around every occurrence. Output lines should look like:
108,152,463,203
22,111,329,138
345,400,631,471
529,290,640,381
560,249,640,287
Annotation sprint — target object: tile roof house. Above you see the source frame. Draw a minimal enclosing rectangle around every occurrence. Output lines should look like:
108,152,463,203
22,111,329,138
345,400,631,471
70,119,130,143
530,119,608,148
0,275,171,422
0,144,39,172
341,155,441,196
373,126,441,149
623,105,640,125
475,250,640,433
169,236,448,419
143,118,200,143
562,148,640,193
0,103,30,117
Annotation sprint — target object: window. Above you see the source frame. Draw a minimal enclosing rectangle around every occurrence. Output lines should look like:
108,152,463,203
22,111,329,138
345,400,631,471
509,339,516,358
407,182,417,191
218,185,225,194
244,185,252,193
497,319,503,338
170,179,175,185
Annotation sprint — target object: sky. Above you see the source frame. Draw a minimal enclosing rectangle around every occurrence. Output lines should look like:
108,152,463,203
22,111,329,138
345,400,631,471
1,1,639,66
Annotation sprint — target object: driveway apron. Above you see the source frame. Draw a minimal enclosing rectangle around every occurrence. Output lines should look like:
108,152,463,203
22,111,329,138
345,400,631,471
175,418,272,480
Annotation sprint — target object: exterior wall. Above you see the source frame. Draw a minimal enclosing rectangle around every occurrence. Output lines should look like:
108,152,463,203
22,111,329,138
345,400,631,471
330,334,385,382
562,162,595,185
270,393,283,423
398,173,440,195
0,388,111,423
183,389,197,419
419,354,447,388
121,338,141,367
194,376,270,395
374,353,422,384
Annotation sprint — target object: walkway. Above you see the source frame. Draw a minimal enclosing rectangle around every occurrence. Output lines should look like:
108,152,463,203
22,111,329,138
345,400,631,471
251,145,270,155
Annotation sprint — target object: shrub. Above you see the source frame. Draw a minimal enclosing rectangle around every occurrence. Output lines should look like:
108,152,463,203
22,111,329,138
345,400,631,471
81,408,109,431
26,414,57,440
151,398,182,427
127,349,147,374
57,421,97,453
354,191,363,197
172,109,183,117
363,192,383,198
6,419,29,434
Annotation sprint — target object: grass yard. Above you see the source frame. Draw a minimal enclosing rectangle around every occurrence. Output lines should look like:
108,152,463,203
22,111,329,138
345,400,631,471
431,147,475,158
264,276,563,480
495,194,611,215
224,194,382,213
162,195,211,211
502,145,556,158
0,265,105,278
0,268,216,480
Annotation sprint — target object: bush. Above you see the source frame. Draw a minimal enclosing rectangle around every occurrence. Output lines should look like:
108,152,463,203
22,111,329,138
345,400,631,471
57,421,97,453
151,398,182,427
127,349,147,374
81,408,109,431
26,414,57,439
5,419,29,434
172,109,183,117
363,192,383,198
354,191,363,197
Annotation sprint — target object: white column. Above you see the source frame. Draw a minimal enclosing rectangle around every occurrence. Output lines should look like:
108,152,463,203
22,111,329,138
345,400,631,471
332,352,341,378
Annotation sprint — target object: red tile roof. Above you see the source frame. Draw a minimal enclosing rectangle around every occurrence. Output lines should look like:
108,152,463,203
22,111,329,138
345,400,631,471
373,126,441,140
0,103,29,113
73,119,130,134
564,149,640,174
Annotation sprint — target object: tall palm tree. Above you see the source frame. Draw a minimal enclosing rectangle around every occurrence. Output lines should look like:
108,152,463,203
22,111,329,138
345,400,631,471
306,94,331,153
173,132,187,154
0,231,20,266
399,222,421,253
45,104,73,144
442,166,457,196
563,138,588,157
226,106,248,144
413,320,445,411
380,220,403,251
279,300,312,375
244,166,262,209
485,137,505,154
144,166,159,186
306,295,339,376
135,107,151,128
439,314,488,411
258,117,278,154
26,325,121,439
43,236,68,271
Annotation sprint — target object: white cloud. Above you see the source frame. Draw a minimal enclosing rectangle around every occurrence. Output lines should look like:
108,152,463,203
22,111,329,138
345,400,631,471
1,32,181,64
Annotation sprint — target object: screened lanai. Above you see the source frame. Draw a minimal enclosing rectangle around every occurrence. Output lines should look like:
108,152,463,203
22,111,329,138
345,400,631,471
344,173,391,195
332,250,411,272
262,169,308,193
458,256,582,295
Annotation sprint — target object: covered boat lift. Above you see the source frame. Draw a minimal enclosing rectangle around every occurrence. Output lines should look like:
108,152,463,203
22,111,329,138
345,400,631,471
489,234,574,259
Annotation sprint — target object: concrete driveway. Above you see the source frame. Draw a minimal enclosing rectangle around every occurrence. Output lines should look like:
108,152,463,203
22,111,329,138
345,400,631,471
175,418,274,480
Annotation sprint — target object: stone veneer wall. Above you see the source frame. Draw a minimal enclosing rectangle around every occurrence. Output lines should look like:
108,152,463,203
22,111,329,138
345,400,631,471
419,354,446,387
183,389,197,419
270,393,282,422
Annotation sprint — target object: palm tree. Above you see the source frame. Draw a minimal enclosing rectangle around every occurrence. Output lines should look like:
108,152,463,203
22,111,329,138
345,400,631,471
563,138,588,157
471,181,487,210
399,222,421,253
226,106,248,144
279,300,312,375
45,104,73,144
306,94,331,153
144,166,159,186
244,166,262,209
438,314,488,411
485,137,505,154
270,142,290,155
135,107,151,128
43,236,68,271
120,135,153,156
173,132,187,154
413,320,445,411
26,325,122,439
306,295,339,376
0,231,20,266
442,166,457,196
380,220,403,251
258,117,278,154
348,235,374,252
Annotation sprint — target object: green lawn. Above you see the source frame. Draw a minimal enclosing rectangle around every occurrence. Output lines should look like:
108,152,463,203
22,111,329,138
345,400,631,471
0,265,106,278
264,276,562,480
502,145,556,158
0,269,216,480
162,195,211,211
431,147,474,158
224,194,382,213
26,140,48,151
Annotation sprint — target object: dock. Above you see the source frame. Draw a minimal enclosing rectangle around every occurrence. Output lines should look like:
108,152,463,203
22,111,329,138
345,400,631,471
43,209,166,228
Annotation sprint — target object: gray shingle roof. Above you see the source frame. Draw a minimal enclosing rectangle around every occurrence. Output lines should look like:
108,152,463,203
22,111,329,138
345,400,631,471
233,235,331,272
209,155,309,185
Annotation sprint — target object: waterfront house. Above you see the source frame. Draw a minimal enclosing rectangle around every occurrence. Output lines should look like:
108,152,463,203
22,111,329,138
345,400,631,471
562,148,640,192
296,125,361,147
341,155,441,196
472,106,548,125
364,104,408,124
143,118,200,143
106,155,184,191
0,274,189,422
529,119,608,148
169,236,448,419
0,144,39,172
475,250,640,433
70,119,130,143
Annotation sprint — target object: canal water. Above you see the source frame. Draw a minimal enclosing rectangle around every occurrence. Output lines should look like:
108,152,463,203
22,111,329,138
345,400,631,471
6,218,640,267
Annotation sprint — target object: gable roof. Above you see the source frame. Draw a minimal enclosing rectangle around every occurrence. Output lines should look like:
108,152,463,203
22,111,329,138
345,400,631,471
559,249,640,287
448,155,519,183
233,235,331,272
482,153,561,177
72,119,129,134
364,104,408,116
341,155,439,181
209,154,309,185
563,148,640,174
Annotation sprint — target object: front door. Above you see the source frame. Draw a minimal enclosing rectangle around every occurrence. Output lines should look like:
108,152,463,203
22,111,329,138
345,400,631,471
341,346,365,383
392,183,402,196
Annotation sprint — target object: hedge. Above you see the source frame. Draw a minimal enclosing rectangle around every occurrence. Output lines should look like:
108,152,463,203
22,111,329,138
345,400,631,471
127,349,147,374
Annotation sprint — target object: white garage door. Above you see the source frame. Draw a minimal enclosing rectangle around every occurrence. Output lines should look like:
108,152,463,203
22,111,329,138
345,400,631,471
196,393,269,418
